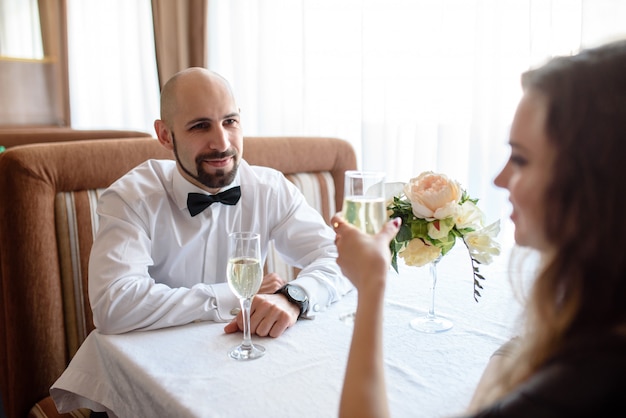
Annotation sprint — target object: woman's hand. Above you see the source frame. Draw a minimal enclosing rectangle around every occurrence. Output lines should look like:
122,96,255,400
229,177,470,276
331,214,401,294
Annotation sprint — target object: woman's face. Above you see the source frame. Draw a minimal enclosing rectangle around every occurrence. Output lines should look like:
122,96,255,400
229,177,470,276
494,91,556,252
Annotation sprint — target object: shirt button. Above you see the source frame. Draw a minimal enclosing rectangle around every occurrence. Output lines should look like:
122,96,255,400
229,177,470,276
312,303,320,312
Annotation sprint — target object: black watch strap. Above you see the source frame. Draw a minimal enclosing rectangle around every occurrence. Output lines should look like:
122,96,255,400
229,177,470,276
275,284,309,318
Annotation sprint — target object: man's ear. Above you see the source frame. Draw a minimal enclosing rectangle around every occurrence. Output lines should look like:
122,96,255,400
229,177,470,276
154,119,173,150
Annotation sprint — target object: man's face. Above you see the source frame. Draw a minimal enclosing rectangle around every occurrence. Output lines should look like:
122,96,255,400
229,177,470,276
156,70,243,193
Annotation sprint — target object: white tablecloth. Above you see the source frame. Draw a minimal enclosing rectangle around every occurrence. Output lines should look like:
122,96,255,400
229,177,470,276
51,245,523,418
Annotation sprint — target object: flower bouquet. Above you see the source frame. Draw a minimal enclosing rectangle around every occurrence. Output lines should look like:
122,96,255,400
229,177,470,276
387,171,501,301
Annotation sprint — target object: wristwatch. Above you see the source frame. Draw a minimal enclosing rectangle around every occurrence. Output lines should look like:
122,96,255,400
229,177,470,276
275,284,309,319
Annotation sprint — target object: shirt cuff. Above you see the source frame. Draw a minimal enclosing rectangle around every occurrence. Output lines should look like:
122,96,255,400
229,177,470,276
209,282,241,321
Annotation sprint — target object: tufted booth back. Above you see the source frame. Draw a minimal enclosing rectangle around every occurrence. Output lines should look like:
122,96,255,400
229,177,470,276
0,136,356,418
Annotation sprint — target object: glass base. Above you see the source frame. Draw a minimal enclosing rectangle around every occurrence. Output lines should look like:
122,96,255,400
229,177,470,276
409,315,453,333
228,343,266,361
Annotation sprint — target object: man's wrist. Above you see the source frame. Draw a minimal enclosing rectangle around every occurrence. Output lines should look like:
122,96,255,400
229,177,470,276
274,284,309,318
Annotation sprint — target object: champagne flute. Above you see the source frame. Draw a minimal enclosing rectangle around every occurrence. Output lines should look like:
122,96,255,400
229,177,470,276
226,232,265,360
339,170,386,323
342,170,387,234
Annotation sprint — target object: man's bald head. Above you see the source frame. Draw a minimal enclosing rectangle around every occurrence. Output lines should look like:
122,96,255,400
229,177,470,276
159,68,236,128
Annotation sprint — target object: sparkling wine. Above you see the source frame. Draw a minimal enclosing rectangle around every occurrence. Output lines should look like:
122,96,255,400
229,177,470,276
342,196,386,234
227,257,262,299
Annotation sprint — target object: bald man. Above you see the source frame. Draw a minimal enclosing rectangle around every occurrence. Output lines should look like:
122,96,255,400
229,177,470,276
88,68,352,337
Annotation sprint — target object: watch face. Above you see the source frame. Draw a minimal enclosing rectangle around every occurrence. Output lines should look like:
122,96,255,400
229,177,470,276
287,285,306,302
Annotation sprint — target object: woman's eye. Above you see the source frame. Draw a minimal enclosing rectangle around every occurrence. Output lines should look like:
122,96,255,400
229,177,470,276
509,154,527,166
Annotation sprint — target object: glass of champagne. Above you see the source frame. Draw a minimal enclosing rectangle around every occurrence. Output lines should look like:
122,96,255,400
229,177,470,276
226,231,265,360
339,170,386,323
342,170,387,234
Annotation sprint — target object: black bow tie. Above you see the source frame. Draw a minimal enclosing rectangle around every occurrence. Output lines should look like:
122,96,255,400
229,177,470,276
187,186,241,217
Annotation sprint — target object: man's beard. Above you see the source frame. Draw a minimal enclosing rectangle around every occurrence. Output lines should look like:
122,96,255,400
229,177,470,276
171,133,239,189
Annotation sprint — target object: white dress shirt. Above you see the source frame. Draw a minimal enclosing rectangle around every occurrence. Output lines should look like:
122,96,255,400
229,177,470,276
88,159,352,334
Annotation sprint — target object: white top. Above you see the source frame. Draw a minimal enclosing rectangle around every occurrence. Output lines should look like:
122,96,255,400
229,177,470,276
52,246,523,418
89,159,352,334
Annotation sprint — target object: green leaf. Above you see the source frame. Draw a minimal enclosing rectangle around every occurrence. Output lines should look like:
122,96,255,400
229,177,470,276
409,220,429,239
391,251,399,273
395,224,413,243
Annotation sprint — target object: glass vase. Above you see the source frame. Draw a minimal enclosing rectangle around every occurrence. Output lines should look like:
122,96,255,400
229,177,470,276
409,255,453,333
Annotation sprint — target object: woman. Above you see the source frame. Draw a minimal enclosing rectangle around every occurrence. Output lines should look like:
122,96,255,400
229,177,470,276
333,38,626,417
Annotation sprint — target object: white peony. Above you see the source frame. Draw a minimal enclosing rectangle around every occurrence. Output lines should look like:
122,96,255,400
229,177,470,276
463,220,502,264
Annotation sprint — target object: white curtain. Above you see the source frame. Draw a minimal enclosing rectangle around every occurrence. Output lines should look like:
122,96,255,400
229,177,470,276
206,0,626,247
66,0,159,133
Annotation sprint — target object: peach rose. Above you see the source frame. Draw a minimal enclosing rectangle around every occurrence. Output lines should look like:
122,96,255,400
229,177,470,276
403,172,462,220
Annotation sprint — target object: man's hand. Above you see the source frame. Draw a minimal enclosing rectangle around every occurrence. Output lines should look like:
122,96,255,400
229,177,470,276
224,293,300,337
258,272,285,294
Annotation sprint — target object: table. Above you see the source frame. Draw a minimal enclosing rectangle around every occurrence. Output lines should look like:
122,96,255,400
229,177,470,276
50,245,524,418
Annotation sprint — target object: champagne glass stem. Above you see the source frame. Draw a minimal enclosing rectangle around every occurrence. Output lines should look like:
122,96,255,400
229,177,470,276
427,259,438,319
409,255,452,333
240,297,253,349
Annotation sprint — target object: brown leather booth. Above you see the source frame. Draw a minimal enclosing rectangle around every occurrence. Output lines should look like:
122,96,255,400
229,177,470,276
0,128,152,150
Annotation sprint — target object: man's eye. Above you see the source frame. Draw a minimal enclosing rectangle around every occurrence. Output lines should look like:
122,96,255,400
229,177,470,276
191,122,210,130
224,119,238,125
